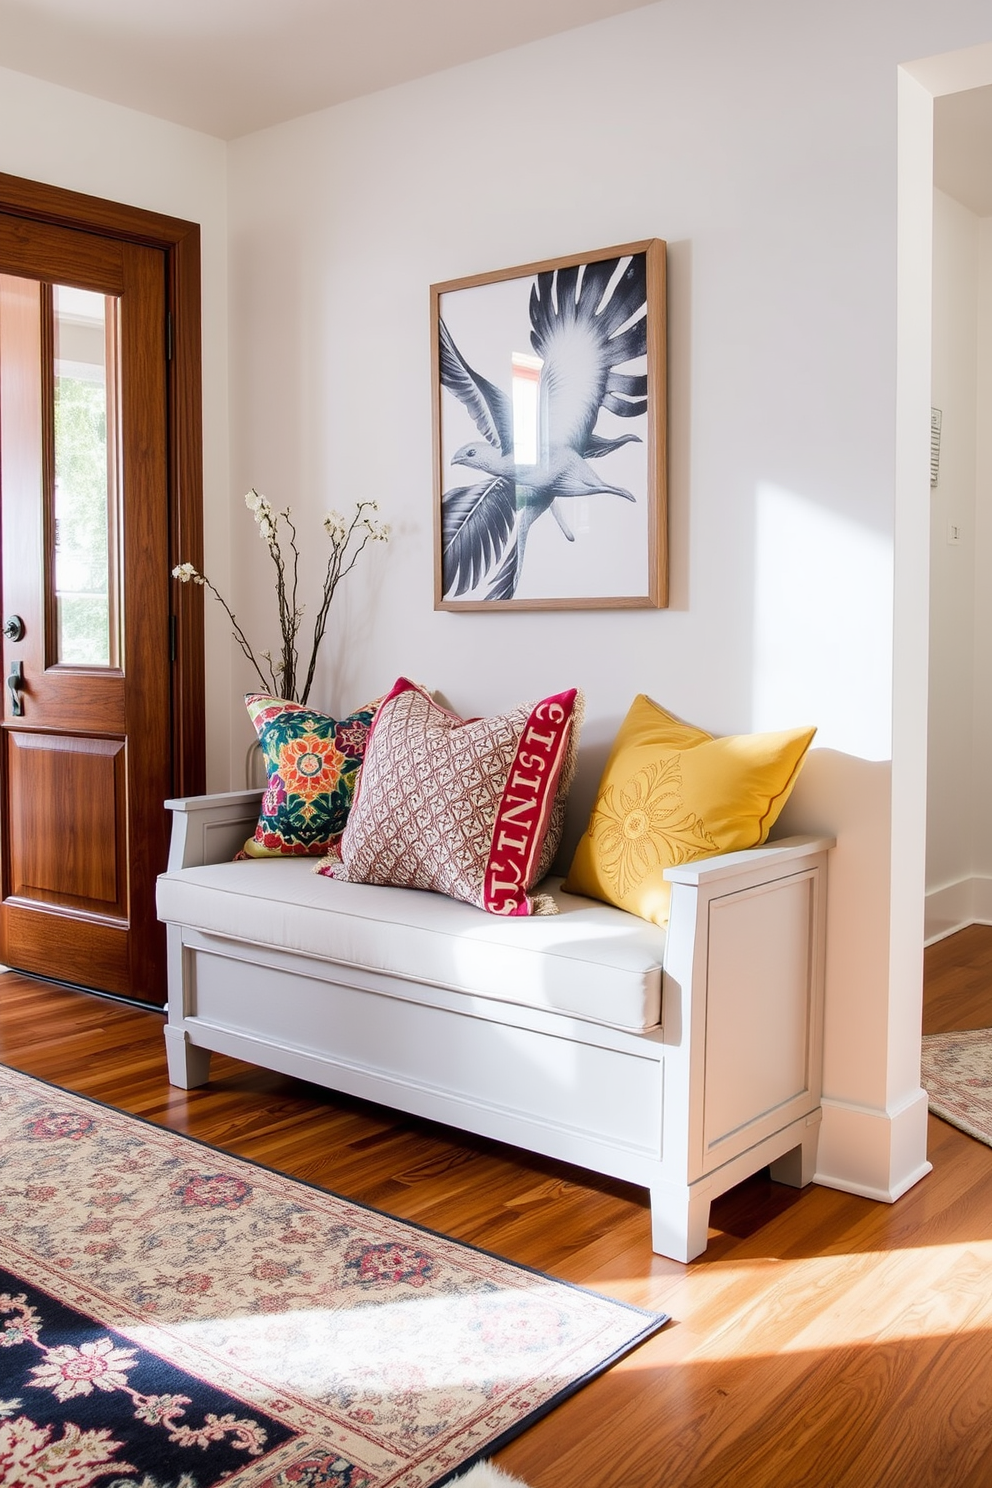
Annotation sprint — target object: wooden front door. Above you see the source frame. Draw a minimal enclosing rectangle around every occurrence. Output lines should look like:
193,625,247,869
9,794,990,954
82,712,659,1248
0,215,173,1004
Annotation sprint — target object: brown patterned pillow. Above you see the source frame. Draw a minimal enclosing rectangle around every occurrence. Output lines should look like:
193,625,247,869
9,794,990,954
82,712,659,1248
318,678,583,915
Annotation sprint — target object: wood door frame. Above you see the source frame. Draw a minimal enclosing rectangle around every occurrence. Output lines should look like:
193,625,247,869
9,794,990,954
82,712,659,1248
0,171,205,798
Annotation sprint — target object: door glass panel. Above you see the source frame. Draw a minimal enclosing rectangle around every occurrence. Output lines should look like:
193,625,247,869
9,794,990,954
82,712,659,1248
52,284,119,666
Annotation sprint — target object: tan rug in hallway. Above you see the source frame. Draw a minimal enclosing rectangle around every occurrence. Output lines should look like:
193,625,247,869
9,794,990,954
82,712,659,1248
0,1065,664,1488
921,1028,992,1146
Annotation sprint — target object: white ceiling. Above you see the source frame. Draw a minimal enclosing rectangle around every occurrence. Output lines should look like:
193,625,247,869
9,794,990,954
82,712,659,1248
0,0,661,140
7,3,988,191
934,84,992,217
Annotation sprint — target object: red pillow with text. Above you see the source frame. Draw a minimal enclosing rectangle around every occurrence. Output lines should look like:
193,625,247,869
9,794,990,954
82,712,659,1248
317,677,583,916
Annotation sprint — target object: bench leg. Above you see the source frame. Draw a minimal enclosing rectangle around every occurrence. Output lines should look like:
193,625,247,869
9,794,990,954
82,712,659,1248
769,1125,818,1189
650,1181,712,1263
164,1025,212,1089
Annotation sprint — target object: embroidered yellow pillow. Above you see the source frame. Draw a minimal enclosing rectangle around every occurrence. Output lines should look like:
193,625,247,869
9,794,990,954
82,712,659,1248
563,696,815,926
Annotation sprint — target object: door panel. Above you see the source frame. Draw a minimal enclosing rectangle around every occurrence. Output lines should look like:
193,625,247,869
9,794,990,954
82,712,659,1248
0,216,172,1004
1,911,128,997
6,733,126,910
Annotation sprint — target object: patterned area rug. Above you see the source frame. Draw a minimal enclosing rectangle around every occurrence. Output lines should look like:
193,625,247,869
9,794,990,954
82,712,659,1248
0,1066,665,1487
921,1028,992,1146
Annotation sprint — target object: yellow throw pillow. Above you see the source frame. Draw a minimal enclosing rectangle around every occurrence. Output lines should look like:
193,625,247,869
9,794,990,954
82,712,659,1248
563,695,815,926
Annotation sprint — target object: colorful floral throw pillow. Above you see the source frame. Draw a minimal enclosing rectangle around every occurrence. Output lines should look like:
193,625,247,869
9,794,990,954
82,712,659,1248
318,678,583,916
240,694,380,858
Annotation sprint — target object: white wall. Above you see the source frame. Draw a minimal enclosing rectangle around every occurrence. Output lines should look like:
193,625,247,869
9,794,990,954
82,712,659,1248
973,219,992,885
925,190,992,941
926,189,979,932
0,66,232,786
223,0,992,1201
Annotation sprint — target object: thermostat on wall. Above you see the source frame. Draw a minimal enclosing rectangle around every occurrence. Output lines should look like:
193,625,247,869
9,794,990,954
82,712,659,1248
931,407,942,488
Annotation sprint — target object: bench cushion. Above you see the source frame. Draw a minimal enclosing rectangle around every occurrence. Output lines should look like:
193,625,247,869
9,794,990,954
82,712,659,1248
156,860,665,1032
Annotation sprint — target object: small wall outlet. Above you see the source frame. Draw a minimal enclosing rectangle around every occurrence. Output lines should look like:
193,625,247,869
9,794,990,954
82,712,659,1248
947,521,963,545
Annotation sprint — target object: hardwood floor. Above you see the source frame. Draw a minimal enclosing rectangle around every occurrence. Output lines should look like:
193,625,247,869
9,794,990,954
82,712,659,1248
1,932,991,1487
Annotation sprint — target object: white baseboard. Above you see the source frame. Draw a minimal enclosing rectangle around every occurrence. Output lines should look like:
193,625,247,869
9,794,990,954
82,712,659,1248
924,875,992,945
815,1088,931,1201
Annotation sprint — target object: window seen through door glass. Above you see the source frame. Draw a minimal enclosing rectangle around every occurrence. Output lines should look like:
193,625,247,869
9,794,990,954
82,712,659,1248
53,284,118,666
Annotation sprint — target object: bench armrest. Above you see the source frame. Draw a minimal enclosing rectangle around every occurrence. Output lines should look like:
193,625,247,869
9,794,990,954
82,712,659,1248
663,834,835,887
164,790,264,870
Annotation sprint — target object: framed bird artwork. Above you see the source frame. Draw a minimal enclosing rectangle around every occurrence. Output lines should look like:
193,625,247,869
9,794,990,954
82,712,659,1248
431,239,667,611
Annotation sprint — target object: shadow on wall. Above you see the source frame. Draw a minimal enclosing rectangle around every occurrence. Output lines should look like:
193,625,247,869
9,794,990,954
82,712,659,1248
557,740,892,899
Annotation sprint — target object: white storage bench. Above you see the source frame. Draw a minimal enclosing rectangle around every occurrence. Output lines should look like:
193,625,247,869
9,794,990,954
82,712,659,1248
156,788,831,1263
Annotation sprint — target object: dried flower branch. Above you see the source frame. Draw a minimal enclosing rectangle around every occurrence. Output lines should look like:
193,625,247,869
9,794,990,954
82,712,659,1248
173,489,389,705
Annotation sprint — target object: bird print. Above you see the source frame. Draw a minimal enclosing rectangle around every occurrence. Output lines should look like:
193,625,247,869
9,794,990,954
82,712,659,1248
439,253,649,601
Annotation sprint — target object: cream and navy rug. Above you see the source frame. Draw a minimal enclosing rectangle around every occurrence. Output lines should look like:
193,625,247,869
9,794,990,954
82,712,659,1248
0,1065,664,1486
921,1028,992,1147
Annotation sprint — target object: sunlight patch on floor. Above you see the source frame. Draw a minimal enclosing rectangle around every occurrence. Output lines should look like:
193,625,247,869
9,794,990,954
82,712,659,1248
127,1285,599,1396
600,1240,992,1364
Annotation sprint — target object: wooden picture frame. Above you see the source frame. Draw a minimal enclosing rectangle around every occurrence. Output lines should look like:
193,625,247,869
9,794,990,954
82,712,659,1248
432,239,667,612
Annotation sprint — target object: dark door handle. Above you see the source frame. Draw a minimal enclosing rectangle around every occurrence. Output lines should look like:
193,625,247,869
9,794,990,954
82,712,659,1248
7,660,23,716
